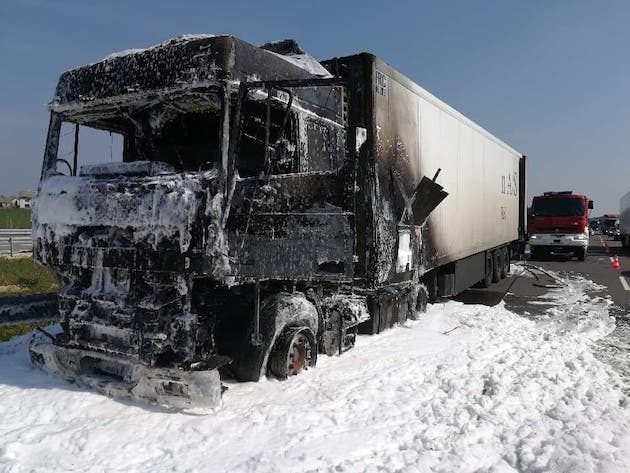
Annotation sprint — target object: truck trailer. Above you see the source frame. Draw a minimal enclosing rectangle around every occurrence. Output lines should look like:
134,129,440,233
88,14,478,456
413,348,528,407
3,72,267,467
30,35,526,408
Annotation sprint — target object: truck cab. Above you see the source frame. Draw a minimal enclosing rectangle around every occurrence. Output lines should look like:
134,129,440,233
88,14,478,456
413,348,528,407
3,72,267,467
527,191,593,261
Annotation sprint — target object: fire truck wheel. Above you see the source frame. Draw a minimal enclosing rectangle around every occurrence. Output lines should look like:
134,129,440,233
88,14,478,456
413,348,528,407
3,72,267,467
268,326,317,379
577,248,587,261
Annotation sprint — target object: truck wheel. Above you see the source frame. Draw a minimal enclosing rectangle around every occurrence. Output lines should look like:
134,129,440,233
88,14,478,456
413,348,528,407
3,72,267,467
268,326,317,379
504,247,511,276
499,247,508,279
416,284,428,313
479,252,493,288
425,271,439,302
492,250,501,283
530,247,546,260
577,248,587,261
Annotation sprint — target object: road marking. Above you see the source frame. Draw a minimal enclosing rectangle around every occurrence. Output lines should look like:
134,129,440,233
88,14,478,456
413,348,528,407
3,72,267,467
609,257,614,262
620,276,630,291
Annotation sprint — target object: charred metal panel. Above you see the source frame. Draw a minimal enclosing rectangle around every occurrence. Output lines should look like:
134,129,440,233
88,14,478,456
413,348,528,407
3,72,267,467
321,54,375,283
53,36,315,112
226,172,354,281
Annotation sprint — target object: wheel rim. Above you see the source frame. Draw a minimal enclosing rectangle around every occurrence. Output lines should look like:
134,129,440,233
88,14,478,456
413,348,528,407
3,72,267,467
287,332,312,376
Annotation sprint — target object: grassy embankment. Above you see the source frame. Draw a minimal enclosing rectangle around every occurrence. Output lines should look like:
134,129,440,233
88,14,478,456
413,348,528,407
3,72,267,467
0,208,59,341
0,208,32,229
0,321,54,343
0,257,58,297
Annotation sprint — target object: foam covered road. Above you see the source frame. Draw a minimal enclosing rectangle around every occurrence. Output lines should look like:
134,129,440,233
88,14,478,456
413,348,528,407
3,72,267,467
0,265,629,473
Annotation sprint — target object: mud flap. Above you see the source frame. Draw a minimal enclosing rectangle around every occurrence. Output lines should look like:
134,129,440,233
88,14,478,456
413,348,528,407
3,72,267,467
29,334,222,410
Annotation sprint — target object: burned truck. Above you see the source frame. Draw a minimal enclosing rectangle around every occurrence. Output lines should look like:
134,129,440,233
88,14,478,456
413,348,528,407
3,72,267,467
30,35,526,408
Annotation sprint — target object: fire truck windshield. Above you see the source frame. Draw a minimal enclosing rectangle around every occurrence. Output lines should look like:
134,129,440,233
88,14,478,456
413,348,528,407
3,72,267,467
531,198,584,217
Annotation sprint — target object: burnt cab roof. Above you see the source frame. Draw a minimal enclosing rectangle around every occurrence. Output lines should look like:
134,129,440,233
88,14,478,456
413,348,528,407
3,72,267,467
51,35,319,112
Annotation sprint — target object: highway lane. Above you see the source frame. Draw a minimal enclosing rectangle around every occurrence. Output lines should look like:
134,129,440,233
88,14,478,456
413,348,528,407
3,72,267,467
526,235,630,308
453,235,630,391
454,235,629,310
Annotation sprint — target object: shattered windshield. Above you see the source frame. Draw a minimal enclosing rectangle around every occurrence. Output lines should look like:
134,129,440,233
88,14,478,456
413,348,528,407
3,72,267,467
47,90,224,176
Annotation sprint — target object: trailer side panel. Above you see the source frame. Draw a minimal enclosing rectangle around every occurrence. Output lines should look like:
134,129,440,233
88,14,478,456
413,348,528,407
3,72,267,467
370,57,522,285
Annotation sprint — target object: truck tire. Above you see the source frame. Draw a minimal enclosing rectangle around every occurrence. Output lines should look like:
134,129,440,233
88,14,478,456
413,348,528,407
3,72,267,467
227,293,319,382
504,247,511,276
268,326,317,379
499,247,508,280
577,247,587,261
415,284,428,314
492,250,501,283
479,252,493,288
530,246,546,260
425,271,439,302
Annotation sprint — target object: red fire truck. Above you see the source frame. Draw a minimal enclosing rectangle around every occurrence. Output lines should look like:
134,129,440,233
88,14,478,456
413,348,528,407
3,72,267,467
528,191,593,261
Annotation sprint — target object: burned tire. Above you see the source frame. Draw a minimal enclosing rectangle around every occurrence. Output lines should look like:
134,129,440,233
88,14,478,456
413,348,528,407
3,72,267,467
479,252,493,288
268,326,317,379
425,271,439,302
491,250,501,283
416,284,428,313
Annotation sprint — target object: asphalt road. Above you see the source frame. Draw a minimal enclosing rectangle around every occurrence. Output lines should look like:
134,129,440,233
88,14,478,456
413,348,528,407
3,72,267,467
455,235,629,311
453,235,630,390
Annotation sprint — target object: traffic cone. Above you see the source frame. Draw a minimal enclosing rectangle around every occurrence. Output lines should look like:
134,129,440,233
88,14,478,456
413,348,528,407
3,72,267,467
612,255,620,270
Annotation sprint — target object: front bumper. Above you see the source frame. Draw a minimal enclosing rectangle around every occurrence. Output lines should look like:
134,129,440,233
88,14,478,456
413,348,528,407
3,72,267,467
528,233,588,248
29,333,222,410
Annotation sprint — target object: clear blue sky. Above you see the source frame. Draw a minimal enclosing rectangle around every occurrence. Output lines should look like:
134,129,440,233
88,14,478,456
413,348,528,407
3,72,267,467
1,0,628,214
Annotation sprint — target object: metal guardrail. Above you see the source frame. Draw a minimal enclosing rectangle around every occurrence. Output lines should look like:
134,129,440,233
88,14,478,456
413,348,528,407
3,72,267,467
0,229,32,256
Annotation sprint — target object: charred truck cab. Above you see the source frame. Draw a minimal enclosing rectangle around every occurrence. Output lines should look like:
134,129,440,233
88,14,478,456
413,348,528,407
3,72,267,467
31,35,526,408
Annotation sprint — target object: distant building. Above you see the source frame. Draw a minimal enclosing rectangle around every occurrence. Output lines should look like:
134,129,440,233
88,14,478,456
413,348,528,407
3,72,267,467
12,190,35,209
0,196,13,208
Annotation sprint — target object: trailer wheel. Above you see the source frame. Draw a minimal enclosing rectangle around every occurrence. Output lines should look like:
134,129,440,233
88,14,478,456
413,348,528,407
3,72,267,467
491,250,501,283
501,247,512,278
497,248,510,279
268,326,317,379
479,252,493,288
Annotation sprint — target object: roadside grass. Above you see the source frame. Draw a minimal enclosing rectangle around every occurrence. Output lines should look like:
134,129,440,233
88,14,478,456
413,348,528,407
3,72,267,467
0,208,31,229
0,321,55,343
0,257,58,297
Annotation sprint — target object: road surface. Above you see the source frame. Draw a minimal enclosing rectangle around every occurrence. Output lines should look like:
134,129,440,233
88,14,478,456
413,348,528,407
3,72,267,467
455,234,630,391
